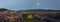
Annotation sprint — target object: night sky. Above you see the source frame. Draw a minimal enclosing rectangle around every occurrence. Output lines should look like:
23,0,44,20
0,0,60,10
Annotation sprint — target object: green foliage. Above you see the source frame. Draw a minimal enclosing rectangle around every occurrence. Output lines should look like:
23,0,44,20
26,14,33,19
22,14,29,18
22,13,34,19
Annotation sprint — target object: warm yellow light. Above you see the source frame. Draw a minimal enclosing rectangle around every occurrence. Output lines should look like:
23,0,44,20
7,16,18,19
7,16,14,19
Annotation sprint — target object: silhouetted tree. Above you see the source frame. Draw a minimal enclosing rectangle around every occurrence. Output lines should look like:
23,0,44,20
0,8,8,12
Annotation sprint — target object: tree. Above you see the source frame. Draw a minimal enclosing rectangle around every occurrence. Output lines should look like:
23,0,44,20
22,13,34,19
0,8,8,11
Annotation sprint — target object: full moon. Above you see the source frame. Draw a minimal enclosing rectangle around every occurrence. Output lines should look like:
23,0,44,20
37,3,40,6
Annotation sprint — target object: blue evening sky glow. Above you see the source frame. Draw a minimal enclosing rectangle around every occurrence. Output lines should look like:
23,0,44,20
0,0,60,10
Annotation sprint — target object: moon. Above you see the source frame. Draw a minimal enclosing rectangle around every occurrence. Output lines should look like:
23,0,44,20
37,3,40,6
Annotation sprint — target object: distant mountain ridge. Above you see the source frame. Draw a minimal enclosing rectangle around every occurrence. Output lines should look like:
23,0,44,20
18,9,60,12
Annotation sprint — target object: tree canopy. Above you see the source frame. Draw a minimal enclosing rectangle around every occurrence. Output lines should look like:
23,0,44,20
0,8,8,11
22,13,34,19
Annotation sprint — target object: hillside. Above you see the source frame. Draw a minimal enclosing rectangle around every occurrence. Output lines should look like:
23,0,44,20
18,9,60,12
